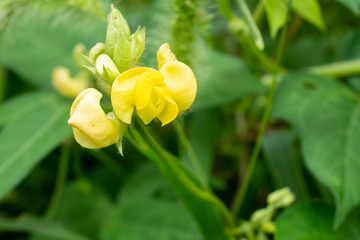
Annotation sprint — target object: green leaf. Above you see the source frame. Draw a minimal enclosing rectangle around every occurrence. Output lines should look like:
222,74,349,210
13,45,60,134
0,91,47,126
0,216,90,240
101,163,200,240
291,0,326,31
192,50,266,110
272,73,360,227
0,92,72,199
218,0,235,20
101,199,201,240
0,2,105,87
265,0,289,37
335,0,360,15
275,203,360,240
262,130,310,202
54,180,112,239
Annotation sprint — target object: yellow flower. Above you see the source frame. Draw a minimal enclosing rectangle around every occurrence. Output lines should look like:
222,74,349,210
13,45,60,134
111,43,197,126
68,88,121,148
51,67,90,99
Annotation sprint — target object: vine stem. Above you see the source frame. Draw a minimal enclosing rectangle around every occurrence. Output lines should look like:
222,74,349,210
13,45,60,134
173,120,209,189
45,142,71,220
231,9,289,218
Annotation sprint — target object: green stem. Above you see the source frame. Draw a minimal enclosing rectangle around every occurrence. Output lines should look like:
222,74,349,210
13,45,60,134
45,143,71,220
173,120,208,189
0,66,6,103
231,9,289,219
89,150,125,177
133,121,234,228
236,0,264,50
306,59,360,78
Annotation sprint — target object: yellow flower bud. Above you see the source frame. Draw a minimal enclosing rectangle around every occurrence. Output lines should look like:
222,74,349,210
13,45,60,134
51,67,90,99
95,54,120,85
68,88,121,149
111,43,196,126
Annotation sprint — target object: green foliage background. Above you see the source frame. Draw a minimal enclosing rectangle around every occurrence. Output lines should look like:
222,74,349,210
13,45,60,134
1,0,360,239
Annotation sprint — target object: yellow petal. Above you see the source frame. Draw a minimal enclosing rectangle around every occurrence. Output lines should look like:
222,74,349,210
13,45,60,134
137,90,166,124
157,43,177,70
52,67,89,99
134,78,153,110
155,87,179,126
68,88,120,148
111,67,154,124
160,61,197,112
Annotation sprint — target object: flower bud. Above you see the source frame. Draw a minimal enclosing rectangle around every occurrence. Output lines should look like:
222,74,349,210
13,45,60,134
130,26,146,67
157,43,177,70
73,43,88,67
89,42,106,62
105,5,130,59
267,187,295,208
68,88,121,149
51,67,90,99
95,54,120,85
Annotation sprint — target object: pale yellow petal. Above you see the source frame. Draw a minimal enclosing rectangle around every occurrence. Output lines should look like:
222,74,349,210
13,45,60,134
111,67,154,124
52,67,89,99
160,61,197,112
68,88,120,148
157,43,177,70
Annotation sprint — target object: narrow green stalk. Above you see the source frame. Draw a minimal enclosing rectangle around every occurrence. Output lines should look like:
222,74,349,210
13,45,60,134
89,150,125,177
306,59,360,78
253,0,265,24
0,66,7,103
133,121,234,229
172,0,197,65
231,11,289,218
45,143,71,220
173,120,208,188
236,0,264,50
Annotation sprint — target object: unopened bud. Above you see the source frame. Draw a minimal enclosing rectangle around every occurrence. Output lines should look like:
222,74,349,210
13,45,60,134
73,43,88,67
95,54,120,84
89,43,106,62
105,4,130,58
52,67,90,99
267,187,295,208
129,26,146,67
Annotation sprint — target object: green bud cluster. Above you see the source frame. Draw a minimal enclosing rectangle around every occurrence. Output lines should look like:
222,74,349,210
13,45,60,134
80,5,146,87
231,187,295,240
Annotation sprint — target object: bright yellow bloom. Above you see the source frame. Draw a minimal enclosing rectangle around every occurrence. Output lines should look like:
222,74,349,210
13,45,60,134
111,43,197,126
68,88,121,148
51,67,90,99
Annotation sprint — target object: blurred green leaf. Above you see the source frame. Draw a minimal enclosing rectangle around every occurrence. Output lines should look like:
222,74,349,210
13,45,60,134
335,0,360,15
101,163,200,240
218,0,234,20
184,109,219,182
0,92,71,199
262,130,309,202
54,180,112,239
101,199,201,240
0,216,90,240
272,73,360,227
291,0,326,31
275,203,360,240
0,91,47,125
192,50,266,110
265,0,288,37
0,2,105,87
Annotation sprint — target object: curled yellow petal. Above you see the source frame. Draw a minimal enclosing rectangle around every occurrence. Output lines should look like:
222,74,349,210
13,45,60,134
155,87,179,126
52,67,90,99
111,67,154,124
160,61,197,112
68,88,121,148
137,89,166,124
157,43,177,70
